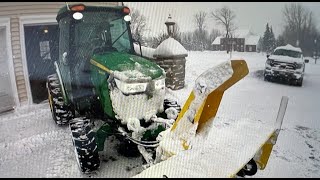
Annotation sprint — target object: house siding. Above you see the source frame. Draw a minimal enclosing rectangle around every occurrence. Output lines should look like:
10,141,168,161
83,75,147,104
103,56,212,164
0,2,120,104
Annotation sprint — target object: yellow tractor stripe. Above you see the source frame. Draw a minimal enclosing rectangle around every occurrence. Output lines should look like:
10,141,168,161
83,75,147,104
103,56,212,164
90,59,113,74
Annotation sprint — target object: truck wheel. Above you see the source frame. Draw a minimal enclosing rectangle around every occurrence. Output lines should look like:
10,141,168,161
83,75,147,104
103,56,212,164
264,75,270,82
296,78,303,87
47,74,73,125
70,117,100,173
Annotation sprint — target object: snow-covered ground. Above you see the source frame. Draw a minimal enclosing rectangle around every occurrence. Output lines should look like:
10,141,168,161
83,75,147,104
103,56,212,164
0,51,319,177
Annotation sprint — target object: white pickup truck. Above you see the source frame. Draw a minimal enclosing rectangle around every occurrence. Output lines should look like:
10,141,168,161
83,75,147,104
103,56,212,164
264,44,308,86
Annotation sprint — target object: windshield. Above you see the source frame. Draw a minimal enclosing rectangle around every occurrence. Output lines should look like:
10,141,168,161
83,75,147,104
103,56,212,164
72,11,133,55
273,49,302,58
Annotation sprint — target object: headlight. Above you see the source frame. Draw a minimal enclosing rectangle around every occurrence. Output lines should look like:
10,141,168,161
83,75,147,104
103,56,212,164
294,62,302,69
154,78,165,90
266,59,274,65
114,79,148,94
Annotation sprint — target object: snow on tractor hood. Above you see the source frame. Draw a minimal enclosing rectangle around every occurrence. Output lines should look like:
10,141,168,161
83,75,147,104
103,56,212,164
91,52,165,82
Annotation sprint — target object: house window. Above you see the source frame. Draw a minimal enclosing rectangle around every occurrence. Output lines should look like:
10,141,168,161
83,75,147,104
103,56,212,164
39,41,51,60
249,46,252,52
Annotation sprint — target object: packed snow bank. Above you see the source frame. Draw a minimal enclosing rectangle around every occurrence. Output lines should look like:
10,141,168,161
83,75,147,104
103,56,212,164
153,37,187,58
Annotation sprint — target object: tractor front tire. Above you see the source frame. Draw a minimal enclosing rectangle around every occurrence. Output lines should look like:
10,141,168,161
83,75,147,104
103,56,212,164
236,159,258,177
163,99,181,119
47,74,73,125
70,117,100,173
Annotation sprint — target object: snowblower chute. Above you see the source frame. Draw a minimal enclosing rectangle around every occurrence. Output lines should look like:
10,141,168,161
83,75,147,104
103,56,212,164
134,60,288,178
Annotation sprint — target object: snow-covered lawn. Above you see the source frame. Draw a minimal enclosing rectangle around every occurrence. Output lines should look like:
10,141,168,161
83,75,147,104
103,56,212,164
0,51,319,177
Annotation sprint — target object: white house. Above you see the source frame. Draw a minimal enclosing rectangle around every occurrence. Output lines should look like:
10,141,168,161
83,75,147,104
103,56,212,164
212,29,260,52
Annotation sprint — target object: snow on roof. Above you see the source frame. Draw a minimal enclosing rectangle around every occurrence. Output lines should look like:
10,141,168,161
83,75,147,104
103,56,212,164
153,37,188,58
275,44,302,53
133,43,156,59
245,35,260,45
211,29,258,45
211,36,222,45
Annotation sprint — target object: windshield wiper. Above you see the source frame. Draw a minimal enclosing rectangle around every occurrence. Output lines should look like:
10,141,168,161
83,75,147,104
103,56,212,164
111,28,128,46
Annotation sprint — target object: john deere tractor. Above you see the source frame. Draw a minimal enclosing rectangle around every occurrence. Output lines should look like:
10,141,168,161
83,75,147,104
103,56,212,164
46,4,181,173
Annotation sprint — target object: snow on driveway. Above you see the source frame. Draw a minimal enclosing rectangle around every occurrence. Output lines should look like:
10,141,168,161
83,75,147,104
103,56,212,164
0,51,319,177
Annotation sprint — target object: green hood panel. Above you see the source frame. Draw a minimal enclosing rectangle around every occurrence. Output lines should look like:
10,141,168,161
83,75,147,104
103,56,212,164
92,52,164,80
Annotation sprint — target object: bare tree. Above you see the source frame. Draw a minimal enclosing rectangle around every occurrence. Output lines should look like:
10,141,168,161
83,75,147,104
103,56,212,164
194,11,207,33
211,6,237,53
129,8,148,45
281,3,319,56
193,11,208,51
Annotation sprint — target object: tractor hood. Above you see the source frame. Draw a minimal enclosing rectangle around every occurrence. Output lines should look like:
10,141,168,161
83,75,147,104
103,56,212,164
91,52,165,82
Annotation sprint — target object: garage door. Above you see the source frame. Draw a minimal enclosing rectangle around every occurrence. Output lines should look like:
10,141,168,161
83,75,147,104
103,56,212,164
0,27,15,113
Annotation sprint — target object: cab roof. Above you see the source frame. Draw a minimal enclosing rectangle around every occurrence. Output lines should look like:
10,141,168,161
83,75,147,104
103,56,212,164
56,4,128,22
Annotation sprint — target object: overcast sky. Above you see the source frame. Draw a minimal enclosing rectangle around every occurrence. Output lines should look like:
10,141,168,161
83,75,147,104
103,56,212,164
124,2,320,39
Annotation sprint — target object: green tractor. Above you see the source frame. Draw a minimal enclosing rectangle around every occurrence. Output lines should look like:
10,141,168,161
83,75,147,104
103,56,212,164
46,4,181,173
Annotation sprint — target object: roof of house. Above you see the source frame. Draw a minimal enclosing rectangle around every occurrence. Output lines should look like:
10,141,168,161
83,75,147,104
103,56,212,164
212,36,222,45
211,29,260,46
245,35,260,45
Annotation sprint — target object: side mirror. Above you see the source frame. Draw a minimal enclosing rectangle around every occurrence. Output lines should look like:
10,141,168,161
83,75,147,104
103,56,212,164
62,52,69,65
266,54,270,58
304,59,309,63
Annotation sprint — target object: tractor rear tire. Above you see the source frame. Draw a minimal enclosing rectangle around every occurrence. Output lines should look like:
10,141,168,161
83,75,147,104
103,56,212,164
47,74,73,125
70,117,100,173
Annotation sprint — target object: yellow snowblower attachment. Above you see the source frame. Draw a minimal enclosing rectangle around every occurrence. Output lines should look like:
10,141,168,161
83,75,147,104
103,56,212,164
134,59,288,178
165,60,249,153
172,60,249,136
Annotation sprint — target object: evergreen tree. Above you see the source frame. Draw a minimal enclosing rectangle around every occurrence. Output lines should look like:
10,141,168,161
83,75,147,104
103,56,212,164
262,23,277,54
257,36,263,53
269,26,277,51
262,23,270,52
276,35,286,47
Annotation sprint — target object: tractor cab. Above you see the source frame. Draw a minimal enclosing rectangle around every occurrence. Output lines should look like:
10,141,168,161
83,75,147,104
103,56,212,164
56,4,136,112
56,4,134,57
48,4,177,172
